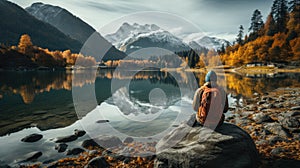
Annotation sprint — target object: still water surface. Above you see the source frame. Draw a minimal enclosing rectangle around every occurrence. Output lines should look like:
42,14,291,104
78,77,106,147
0,70,300,165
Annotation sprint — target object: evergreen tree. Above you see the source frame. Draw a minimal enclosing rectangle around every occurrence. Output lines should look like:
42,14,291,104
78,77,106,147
265,14,277,36
271,0,289,33
288,0,300,12
236,25,244,45
249,9,264,33
287,0,300,34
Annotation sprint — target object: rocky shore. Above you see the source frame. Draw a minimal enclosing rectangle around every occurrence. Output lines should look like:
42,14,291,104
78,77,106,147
226,87,300,167
2,87,300,168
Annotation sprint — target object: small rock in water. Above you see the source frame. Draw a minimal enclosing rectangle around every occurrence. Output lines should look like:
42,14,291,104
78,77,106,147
24,151,42,162
74,129,86,137
55,143,68,153
85,156,110,168
21,133,43,143
66,148,85,155
96,120,109,123
123,137,134,144
55,135,78,143
81,139,100,149
97,135,122,148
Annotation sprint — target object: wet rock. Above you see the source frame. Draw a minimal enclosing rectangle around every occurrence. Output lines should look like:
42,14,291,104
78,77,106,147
89,150,98,155
21,133,43,142
291,106,300,111
123,137,134,144
55,143,68,153
81,139,100,149
123,158,131,164
97,135,123,148
155,123,259,168
55,135,78,143
257,100,266,105
269,136,285,145
282,116,300,128
266,104,275,109
74,129,86,137
289,111,300,117
270,147,286,156
258,106,267,111
264,123,291,138
256,140,268,146
66,148,85,155
24,151,42,162
85,156,110,168
275,103,284,108
96,120,109,123
252,112,274,124
186,113,197,127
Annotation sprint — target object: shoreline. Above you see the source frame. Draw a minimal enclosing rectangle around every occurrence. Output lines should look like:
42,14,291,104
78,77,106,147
8,86,300,168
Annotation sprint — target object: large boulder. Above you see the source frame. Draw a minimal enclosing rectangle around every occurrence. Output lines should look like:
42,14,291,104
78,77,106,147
155,123,259,168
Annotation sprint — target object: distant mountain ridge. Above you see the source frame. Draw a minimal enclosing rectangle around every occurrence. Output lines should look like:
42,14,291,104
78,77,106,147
26,2,126,60
105,23,230,54
0,0,81,52
105,22,191,54
26,2,95,44
185,36,231,50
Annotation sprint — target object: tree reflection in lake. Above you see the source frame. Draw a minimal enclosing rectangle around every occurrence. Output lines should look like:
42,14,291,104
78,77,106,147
1,70,300,136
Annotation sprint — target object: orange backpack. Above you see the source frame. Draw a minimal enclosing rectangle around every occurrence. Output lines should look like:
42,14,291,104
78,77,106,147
197,87,224,128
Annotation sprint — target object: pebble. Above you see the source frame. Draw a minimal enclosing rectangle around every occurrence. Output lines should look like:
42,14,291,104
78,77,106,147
96,120,110,123
270,147,286,156
252,112,274,124
264,123,291,138
85,156,110,168
66,148,85,155
55,143,68,153
74,129,86,137
291,106,300,110
81,139,100,149
123,137,134,144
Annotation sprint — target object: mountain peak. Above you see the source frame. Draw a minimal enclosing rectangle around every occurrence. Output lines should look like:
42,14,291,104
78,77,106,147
105,22,190,54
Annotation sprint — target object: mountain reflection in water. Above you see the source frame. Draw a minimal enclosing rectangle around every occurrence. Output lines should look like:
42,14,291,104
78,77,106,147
1,70,300,136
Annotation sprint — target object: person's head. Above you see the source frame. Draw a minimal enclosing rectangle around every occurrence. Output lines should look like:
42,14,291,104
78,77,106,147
205,71,217,83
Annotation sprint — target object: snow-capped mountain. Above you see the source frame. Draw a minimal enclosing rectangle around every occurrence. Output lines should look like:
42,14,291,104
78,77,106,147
184,36,231,50
105,23,191,54
105,23,230,54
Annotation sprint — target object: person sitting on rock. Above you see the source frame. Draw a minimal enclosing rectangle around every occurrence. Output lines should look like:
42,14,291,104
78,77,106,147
192,70,228,128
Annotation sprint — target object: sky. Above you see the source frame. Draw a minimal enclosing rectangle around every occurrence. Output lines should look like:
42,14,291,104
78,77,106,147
9,0,274,42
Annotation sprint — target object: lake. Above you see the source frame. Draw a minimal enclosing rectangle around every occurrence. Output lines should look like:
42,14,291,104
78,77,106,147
1,70,300,166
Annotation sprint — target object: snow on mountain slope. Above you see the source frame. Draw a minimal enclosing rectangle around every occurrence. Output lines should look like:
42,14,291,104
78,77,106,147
26,2,63,23
105,23,191,54
105,22,231,54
